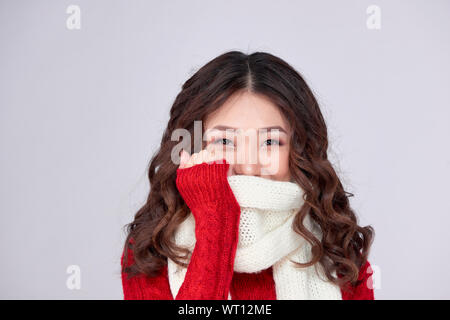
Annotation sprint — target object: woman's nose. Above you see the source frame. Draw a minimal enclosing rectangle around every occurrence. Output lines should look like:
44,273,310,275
231,137,262,176
232,163,261,176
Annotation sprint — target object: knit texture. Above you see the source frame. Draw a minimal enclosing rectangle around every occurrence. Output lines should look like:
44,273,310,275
172,161,241,299
121,161,375,300
169,171,342,299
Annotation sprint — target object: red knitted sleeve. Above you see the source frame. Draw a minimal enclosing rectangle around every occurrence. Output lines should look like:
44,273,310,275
121,242,173,300
341,260,375,300
121,161,242,300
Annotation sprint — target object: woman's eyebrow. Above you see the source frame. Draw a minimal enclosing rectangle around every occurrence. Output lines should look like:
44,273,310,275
210,125,287,134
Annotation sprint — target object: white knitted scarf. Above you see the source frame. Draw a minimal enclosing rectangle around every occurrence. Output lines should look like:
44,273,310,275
168,174,342,300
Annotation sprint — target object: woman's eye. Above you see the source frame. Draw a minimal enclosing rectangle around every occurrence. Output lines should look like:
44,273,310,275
213,138,234,146
263,139,281,146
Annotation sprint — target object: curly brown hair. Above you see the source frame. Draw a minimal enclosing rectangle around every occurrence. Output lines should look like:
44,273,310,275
121,50,375,293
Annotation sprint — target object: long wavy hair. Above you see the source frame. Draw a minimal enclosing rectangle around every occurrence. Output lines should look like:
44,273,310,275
121,50,375,293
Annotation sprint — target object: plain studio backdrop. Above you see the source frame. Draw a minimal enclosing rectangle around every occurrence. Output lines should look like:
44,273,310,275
1,0,449,299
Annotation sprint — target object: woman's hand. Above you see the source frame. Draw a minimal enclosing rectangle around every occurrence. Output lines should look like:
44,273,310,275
178,145,232,176
175,146,240,231
174,146,242,300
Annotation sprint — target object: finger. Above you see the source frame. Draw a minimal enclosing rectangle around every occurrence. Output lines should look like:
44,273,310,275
204,146,215,164
211,147,228,164
190,152,201,167
197,149,208,164
179,149,190,169
182,151,192,168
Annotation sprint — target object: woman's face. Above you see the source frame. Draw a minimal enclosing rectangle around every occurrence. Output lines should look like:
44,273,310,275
204,91,292,181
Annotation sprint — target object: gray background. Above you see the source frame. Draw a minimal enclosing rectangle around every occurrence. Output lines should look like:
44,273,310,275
1,0,449,299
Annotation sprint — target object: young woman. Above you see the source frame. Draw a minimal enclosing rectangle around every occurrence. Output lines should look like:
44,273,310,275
121,51,375,300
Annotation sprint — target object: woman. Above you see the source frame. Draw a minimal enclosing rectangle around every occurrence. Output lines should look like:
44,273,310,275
121,51,375,300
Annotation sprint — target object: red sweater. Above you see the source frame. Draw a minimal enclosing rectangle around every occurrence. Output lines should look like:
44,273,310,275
121,161,374,300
